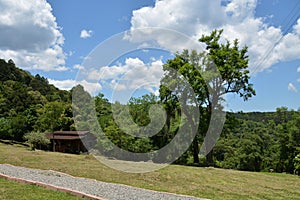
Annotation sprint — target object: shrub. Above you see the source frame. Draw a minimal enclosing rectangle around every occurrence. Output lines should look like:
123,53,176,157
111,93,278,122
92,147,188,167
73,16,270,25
23,131,50,150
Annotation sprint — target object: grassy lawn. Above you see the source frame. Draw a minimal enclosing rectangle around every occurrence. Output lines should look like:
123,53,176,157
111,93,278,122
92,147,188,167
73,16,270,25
0,142,300,200
0,177,81,200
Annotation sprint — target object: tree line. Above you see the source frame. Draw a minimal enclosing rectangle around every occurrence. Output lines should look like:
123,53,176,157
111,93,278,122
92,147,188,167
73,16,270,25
0,59,73,141
0,30,299,175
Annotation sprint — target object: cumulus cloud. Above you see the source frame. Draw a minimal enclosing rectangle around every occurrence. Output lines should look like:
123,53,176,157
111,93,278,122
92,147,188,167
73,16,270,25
73,64,85,70
48,79,102,95
80,29,93,39
86,57,164,94
0,0,66,71
288,83,298,93
129,0,300,73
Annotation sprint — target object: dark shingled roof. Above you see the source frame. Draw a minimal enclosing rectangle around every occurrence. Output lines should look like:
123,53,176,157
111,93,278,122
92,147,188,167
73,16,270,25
45,131,91,140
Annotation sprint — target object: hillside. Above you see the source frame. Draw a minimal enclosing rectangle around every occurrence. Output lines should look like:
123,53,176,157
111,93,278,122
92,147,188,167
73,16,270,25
0,59,70,116
0,59,73,140
0,58,299,176
0,142,299,200
233,109,295,124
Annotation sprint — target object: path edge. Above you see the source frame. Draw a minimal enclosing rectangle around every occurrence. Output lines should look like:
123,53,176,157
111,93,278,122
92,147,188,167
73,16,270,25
0,172,106,200
0,163,210,200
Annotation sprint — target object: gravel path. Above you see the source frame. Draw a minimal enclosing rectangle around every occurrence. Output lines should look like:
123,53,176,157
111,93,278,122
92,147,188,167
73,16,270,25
0,164,206,200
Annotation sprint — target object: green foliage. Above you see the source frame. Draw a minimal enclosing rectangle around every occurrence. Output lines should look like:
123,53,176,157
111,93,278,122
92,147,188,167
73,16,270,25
294,153,300,175
160,29,256,164
0,48,299,175
23,131,50,150
0,59,32,84
0,118,11,139
72,84,99,132
7,115,27,141
95,95,156,160
212,109,300,174
0,59,71,141
199,29,256,100
35,102,74,132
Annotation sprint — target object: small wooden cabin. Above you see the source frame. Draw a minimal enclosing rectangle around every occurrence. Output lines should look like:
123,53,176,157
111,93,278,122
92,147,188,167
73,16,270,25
45,131,96,154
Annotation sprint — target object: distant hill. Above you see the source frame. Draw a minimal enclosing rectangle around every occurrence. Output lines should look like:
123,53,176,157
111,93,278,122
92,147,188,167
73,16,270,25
232,110,294,124
0,59,32,84
0,59,70,117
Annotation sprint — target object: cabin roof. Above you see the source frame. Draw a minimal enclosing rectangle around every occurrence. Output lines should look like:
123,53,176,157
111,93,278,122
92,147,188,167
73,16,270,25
45,131,91,140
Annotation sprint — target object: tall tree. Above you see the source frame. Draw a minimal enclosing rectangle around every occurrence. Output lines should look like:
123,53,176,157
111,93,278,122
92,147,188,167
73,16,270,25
160,29,255,165
200,30,256,164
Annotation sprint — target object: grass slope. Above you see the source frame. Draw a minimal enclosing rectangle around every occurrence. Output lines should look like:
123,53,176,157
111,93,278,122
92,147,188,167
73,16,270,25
0,177,81,200
0,142,300,200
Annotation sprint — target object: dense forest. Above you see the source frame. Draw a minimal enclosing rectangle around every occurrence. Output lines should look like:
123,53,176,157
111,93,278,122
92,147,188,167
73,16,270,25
0,58,299,175
0,59,73,140
0,30,299,175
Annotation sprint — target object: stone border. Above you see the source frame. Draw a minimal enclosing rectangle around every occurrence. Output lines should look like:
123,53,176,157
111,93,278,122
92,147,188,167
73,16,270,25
0,172,105,200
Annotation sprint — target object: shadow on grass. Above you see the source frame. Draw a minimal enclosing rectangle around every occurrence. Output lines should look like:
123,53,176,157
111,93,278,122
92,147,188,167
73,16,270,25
0,140,29,147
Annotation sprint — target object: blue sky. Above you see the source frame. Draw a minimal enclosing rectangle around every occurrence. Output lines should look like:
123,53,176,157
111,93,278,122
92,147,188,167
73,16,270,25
1,0,300,112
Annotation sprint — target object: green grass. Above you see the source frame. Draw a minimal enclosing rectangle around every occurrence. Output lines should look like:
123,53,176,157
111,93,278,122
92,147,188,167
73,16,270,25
0,142,300,200
0,177,81,200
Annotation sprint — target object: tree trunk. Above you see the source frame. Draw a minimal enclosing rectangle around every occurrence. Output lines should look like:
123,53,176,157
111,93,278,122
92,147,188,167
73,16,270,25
206,149,213,166
166,111,171,134
182,104,199,164
193,138,200,164
205,101,214,166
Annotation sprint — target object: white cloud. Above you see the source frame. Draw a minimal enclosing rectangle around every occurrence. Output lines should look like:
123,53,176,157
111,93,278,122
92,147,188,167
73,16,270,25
129,0,300,74
49,58,164,96
73,64,85,70
48,79,102,95
0,0,66,71
288,83,298,93
86,57,164,93
80,29,93,39
297,66,300,73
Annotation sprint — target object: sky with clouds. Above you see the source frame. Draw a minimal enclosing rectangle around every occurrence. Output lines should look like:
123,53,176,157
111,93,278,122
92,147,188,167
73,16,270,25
0,0,300,112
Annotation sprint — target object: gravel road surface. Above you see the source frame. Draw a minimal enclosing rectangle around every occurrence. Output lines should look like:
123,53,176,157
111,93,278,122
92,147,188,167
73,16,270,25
0,164,207,200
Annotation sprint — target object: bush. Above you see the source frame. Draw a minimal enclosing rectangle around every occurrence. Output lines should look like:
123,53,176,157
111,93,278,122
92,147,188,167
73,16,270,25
23,131,50,150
